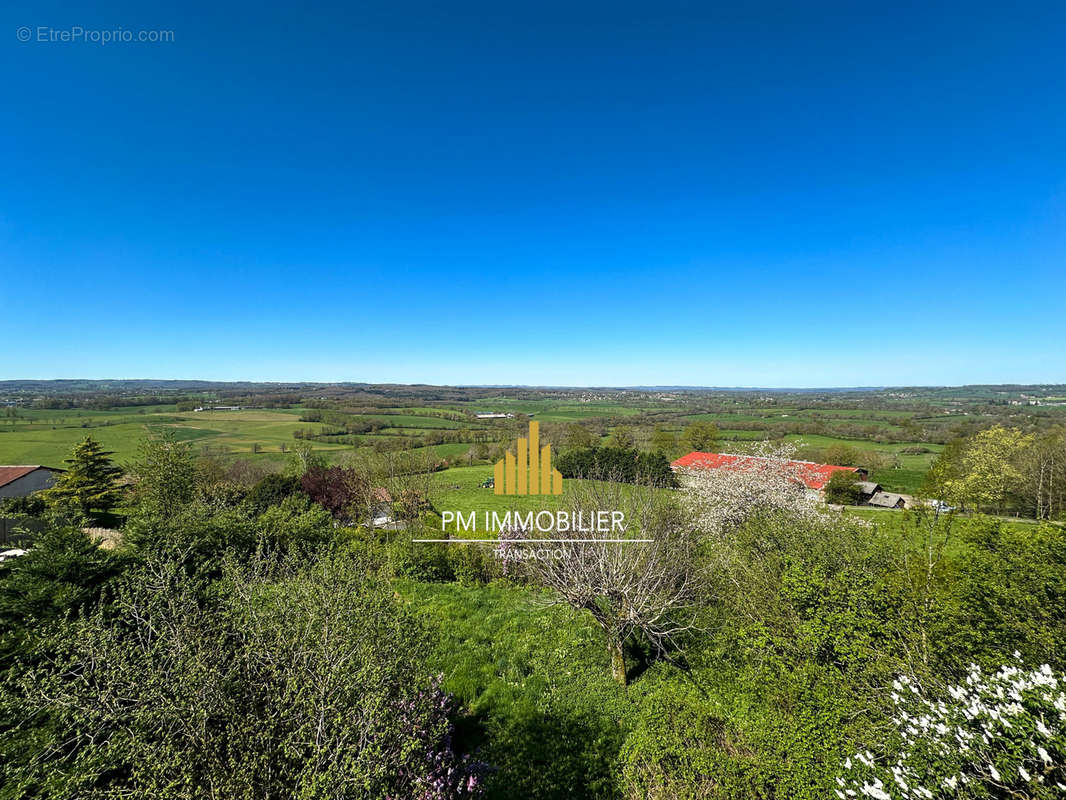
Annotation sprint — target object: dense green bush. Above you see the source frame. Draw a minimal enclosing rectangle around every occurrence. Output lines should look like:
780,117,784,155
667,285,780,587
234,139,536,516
555,447,677,487
2,551,484,799
618,511,911,799
448,543,496,585
823,469,862,504
945,518,1066,668
0,494,46,517
704,510,908,682
621,665,860,800
620,682,742,798
124,492,336,570
0,526,125,672
196,479,248,509
242,472,302,515
388,535,456,582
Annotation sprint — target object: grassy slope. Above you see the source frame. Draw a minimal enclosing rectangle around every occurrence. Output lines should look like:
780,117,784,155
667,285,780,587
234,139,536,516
0,407,338,465
430,466,567,534
0,407,473,466
428,466,679,537
396,578,653,799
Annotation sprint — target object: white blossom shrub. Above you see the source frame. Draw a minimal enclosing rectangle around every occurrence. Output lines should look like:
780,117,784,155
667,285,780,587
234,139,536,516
679,441,825,534
838,656,1066,799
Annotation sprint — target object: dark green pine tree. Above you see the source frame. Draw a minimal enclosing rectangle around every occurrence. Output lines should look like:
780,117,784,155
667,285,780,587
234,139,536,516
42,435,123,515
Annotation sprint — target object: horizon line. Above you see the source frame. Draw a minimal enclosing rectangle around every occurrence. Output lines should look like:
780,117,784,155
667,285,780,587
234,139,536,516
1,378,1065,391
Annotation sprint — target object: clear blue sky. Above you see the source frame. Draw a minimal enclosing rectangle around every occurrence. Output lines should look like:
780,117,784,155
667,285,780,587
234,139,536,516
2,1,1065,387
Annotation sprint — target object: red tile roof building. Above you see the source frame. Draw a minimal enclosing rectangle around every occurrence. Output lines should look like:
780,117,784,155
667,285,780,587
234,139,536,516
670,451,864,491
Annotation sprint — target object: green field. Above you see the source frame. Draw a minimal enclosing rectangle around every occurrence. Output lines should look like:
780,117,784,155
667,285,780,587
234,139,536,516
0,402,941,496
362,414,471,429
0,405,491,467
430,465,572,535
0,407,345,466
473,397,647,420
5,385,1064,502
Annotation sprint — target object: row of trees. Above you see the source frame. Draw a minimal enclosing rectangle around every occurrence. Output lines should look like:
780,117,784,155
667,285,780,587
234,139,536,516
554,447,678,488
561,420,719,457
927,425,1066,518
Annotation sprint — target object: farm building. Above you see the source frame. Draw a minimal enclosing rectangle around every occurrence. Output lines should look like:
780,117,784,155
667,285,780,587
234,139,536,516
0,465,63,499
671,451,866,492
868,491,906,509
854,481,882,502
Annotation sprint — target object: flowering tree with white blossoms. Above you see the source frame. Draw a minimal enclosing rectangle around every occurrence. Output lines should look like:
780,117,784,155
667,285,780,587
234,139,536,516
838,657,1066,799
678,441,825,535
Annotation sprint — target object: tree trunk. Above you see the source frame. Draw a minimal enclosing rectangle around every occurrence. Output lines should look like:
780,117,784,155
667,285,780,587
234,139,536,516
609,638,627,686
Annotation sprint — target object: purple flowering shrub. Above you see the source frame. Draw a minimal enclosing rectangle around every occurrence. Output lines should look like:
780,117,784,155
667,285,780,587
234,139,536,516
392,675,490,799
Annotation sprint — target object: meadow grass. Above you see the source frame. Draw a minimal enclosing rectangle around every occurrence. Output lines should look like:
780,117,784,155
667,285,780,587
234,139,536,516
430,466,562,532
0,407,349,465
360,414,471,429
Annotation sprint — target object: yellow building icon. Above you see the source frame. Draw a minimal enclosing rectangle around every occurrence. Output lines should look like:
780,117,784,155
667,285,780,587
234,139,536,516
494,420,562,495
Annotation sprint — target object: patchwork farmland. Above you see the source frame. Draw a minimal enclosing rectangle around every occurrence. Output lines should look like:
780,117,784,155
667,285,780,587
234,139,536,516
3,381,1065,497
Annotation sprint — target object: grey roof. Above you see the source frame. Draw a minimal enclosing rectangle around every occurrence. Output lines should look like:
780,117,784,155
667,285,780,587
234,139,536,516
855,481,881,495
868,491,905,508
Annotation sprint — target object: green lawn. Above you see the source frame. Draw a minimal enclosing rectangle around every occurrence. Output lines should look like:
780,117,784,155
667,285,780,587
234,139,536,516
427,464,681,538
394,578,636,799
430,466,563,530
0,408,349,465
0,421,168,466
716,428,776,441
473,398,650,420
361,414,472,429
